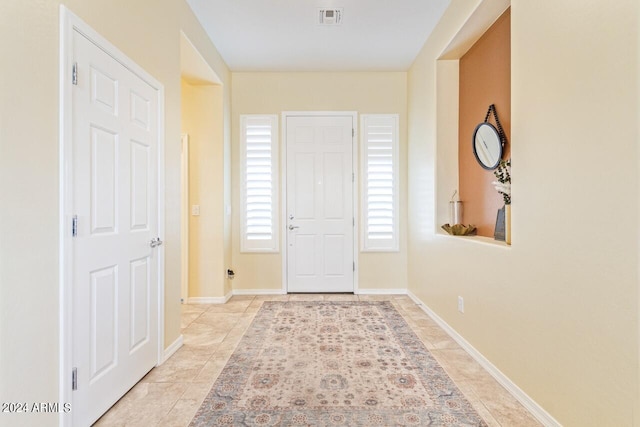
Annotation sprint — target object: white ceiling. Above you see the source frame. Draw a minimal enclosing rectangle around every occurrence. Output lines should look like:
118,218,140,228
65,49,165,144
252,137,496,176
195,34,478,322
186,0,451,72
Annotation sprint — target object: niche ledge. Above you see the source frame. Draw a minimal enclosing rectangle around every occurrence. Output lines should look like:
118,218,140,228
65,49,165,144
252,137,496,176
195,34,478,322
436,230,511,249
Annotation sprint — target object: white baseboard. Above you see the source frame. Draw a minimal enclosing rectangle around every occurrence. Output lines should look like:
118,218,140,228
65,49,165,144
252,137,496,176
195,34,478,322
228,289,409,296
407,291,561,427
187,291,232,304
161,335,183,364
356,288,408,295
232,289,287,295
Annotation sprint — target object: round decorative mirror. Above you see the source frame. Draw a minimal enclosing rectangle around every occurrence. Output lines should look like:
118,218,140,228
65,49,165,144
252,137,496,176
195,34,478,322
472,122,503,170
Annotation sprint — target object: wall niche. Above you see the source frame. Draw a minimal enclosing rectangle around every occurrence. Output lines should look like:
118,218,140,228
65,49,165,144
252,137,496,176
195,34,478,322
459,8,510,237
435,1,511,242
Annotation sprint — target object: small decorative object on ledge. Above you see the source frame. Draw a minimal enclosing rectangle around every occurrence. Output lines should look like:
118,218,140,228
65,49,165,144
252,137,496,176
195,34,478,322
504,204,511,244
494,207,505,241
443,190,475,235
442,223,477,236
449,190,463,225
492,159,511,244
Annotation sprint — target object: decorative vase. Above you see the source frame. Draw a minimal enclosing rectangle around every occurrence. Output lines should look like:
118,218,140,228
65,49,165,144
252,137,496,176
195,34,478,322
505,204,511,245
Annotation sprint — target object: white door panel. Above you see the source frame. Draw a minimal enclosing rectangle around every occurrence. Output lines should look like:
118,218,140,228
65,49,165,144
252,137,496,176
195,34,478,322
72,30,159,426
89,266,117,379
286,116,354,293
131,141,151,230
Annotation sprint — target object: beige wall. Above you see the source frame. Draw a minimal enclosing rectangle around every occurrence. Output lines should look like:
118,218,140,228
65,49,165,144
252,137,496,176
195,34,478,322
0,1,230,425
178,9,233,299
231,72,408,292
408,0,639,425
181,81,229,299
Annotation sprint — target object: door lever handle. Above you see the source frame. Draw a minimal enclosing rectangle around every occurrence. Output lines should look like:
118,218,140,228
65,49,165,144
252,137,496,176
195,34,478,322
288,225,299,230
150,237,163,248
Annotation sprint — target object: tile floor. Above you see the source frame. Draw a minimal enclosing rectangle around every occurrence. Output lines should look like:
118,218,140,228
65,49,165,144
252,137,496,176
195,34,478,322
94,294,542,426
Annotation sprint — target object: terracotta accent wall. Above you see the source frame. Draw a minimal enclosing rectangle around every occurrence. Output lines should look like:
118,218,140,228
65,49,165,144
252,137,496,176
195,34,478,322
459,8,510,237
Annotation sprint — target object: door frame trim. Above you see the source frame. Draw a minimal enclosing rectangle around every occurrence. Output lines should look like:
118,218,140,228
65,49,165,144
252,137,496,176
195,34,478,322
280,111,359,294
59,7,166,426
181,134,189,303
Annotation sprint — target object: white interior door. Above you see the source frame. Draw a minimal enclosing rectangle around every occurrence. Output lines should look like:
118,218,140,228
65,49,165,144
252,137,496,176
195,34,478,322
286,115,354,293
71,30,160,426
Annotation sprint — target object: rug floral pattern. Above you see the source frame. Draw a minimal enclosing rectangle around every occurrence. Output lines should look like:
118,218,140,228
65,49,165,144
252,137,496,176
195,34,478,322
190,301,487,426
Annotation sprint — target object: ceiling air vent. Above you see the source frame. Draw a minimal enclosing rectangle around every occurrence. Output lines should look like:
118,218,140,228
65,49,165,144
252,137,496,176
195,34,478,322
318,8,343,25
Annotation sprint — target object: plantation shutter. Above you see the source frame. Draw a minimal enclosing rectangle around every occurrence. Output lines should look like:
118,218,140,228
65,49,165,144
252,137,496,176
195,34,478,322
240,115,279,252
361,114,399,252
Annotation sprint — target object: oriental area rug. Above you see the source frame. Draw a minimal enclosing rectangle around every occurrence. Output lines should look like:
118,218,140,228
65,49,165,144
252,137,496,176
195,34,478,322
190,301,487,426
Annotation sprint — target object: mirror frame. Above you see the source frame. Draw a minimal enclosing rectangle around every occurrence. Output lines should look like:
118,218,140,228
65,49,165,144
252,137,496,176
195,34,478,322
472,122,503,170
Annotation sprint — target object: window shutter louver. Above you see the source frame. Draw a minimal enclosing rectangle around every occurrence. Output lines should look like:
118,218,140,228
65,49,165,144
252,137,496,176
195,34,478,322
241,115,279,252
361,115,399,251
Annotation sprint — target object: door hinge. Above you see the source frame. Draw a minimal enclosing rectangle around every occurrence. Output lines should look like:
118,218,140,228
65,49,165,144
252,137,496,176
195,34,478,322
353,261,355,271
352,172,354,182
72,215,78,237
352,218,355,226
352,128,355,137
72,62,78,86
72,367,78,390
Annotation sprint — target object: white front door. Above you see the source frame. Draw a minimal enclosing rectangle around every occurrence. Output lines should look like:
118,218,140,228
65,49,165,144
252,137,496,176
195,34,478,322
286,115,355,293
71,30,160,426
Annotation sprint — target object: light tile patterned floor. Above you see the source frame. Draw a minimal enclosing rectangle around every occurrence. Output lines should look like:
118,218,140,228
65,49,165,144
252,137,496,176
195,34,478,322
94,295,542,426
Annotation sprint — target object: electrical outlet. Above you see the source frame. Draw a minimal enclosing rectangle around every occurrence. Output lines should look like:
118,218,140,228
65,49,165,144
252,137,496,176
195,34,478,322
192,205,200,216
457,296,464,313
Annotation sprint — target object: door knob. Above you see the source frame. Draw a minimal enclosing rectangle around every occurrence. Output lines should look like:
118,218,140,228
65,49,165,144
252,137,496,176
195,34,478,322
150,237,163,248
288,225,299,230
